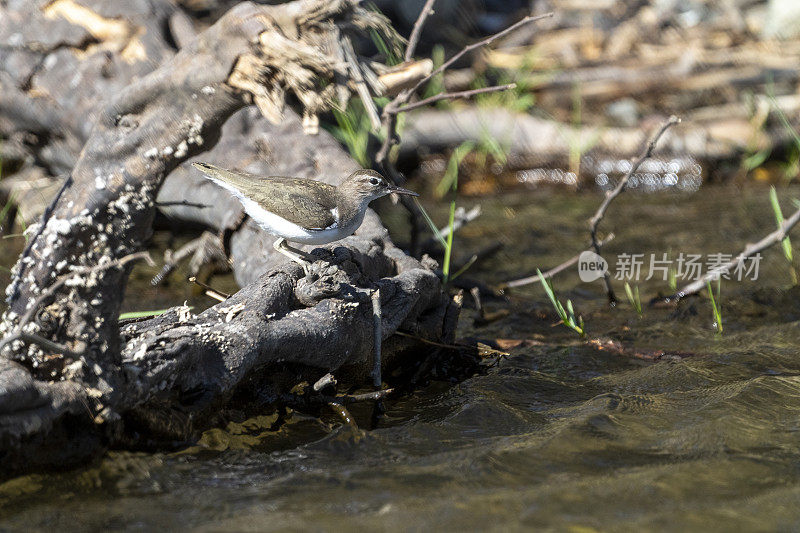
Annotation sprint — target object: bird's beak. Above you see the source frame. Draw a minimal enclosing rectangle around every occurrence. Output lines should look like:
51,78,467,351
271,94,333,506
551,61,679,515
388,185,419,197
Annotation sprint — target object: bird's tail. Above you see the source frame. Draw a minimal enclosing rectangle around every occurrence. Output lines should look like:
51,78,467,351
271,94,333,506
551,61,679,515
191,162,258,197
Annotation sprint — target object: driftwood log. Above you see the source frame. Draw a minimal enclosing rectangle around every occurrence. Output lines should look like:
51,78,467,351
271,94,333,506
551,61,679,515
0,0,455,473
399,103,799,178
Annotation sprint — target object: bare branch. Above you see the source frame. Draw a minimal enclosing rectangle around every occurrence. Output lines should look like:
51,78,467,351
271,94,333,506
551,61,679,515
429,205,481,244
374,12,551,254
404,0,437,62
675,206,800,298
394,83,516,114
502,234,615,289
588,115,680,303
376,12,550,170
313,373,337,391
370,288,382,388
342,388,394,403
1,332,83,359
406,12,553,96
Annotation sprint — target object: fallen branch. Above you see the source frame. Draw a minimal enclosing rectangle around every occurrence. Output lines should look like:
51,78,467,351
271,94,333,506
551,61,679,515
675,206,800,298
588,115,680,303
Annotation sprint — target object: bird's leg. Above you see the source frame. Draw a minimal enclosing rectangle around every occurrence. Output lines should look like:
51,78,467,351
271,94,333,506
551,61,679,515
273,237,312,276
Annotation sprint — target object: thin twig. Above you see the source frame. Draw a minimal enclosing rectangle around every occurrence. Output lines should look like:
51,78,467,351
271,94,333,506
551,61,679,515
375,12,551,251
420,205,483,252
588,116,680,304
343,388,393,403
394,83,516,114
313,372,337,391
188,276,230,301
394,330,509,357
377,11,551,165
154,200,209,209
404,0,437,62
0,251,152,356
405,12,554,97
502,234,615,289
370,289,382,388
675,206,800,298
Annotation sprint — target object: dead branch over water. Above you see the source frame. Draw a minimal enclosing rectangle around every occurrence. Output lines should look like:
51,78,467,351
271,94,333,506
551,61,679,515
588,116,681,304
675,206,800,298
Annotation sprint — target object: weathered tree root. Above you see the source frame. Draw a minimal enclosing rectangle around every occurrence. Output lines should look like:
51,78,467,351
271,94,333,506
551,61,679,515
0,0,453,474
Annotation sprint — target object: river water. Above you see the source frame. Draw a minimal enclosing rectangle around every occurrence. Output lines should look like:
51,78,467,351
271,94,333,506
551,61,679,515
2,185,800,530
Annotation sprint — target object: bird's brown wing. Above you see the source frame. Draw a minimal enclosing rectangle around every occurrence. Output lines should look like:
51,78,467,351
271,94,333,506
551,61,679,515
248,177,338,230
192,163,338,229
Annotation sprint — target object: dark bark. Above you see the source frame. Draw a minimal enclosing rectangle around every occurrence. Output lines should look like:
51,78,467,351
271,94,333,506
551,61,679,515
0,0,453,474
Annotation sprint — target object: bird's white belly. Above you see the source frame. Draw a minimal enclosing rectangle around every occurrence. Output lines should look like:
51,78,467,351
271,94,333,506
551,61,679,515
240,196,357,245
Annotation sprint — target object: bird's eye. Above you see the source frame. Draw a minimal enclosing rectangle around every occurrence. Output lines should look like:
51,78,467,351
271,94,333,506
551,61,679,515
369,177,380,185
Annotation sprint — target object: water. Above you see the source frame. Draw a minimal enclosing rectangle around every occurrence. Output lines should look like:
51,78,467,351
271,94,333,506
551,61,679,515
3,185,800,530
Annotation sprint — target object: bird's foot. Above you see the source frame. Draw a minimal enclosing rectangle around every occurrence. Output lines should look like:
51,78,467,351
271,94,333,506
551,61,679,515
274,237,315,277
298,258,312,277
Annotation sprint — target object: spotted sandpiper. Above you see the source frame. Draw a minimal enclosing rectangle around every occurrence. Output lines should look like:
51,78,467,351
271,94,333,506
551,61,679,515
192,162,418,274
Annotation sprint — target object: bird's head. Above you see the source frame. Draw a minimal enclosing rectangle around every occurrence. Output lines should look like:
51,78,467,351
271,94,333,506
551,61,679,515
341,169,418,204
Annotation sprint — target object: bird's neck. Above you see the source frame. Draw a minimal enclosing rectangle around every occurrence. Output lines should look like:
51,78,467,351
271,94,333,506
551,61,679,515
334,189,369,229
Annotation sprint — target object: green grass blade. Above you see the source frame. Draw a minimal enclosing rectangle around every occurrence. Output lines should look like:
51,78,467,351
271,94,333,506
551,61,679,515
770,186,793,262
537,269,558,307
624,282,635,305
706,280,723,336
414,198,447,248
449,254,478,282
442,200,456,284
436,141,474,198
119,308,178,320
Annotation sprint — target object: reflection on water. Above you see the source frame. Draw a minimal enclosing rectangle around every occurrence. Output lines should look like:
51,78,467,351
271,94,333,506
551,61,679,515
3,186,800,530
592,155,703,193
516,167,579,188
516,155,703,193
